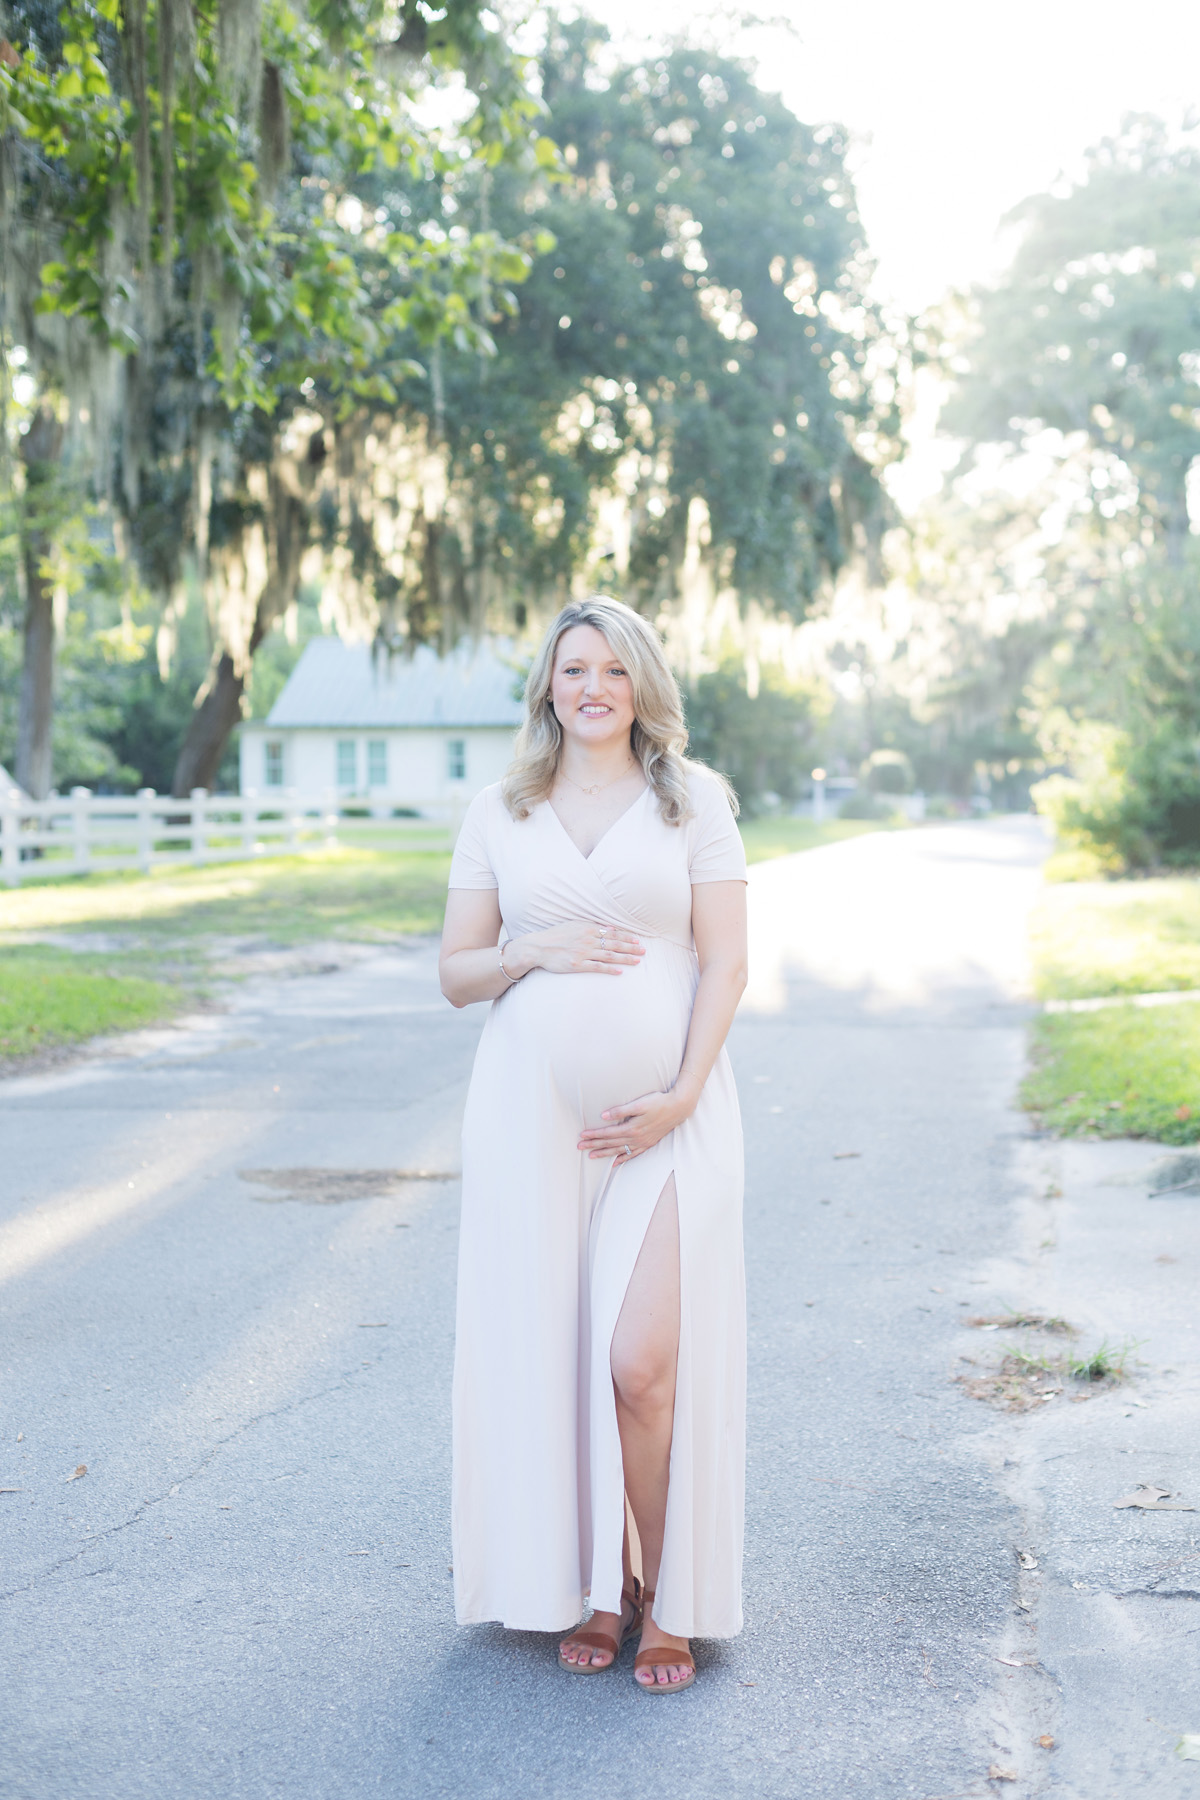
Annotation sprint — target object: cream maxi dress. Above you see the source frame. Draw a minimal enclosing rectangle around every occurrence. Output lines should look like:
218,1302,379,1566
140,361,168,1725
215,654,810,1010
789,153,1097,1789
447,765,747,1640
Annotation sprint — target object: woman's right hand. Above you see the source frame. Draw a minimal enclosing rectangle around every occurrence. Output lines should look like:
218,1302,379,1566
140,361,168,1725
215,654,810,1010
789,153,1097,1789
514,921,645,977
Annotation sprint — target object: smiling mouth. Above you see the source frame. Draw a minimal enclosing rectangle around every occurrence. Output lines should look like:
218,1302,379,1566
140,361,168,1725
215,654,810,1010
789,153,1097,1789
579,705,612,715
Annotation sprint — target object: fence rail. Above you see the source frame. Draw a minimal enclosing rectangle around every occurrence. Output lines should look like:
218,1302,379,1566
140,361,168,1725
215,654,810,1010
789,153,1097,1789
0,787,346,885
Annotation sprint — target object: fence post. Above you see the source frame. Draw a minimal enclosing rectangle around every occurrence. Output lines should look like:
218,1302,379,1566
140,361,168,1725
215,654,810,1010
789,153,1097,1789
323,787,338,850
71,787,91,874
285,786,299,852
191,788,208,866
137,789,155,872
242,788,257,858
1,798,18,886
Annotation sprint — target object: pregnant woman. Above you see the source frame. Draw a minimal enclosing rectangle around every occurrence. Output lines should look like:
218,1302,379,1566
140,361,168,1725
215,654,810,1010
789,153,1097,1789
439,596,748,1692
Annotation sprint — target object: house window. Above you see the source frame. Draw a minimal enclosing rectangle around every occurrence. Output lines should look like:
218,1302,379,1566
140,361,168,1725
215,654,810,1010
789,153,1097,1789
264,741,284,788
367,740,388,788
447,738,467,782
336,739,357,789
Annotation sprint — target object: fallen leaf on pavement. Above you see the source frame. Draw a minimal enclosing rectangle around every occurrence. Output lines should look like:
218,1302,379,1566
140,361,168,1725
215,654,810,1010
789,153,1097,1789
1017,1550,1038,1569
1177,1736,1200,1761
1037,1736,1054,1749
0,1487,24,1494
988,1767,1017,1782
357,1322,388,1328
1114,1485,1196,1511
832,1151,860,1159
66,1465,87,1482
996,1656,1026,1667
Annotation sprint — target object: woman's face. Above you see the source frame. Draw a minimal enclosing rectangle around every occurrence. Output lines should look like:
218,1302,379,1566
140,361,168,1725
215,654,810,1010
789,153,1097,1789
550,625,636,752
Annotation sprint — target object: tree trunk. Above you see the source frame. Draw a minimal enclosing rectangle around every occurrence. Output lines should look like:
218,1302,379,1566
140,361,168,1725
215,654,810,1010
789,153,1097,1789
170,649,251,794
16,408,64,800
169,472,309,795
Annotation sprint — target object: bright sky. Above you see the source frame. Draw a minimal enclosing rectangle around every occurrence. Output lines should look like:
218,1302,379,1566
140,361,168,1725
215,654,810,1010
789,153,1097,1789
587,0,1200,314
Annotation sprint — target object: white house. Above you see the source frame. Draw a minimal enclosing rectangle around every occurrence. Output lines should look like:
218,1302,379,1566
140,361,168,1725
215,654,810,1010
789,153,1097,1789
238,637,525,816
0,763,29,803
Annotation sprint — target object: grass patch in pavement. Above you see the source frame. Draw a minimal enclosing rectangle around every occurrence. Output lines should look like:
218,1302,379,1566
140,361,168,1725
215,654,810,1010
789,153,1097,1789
0,945,177,1063
1025,871,1200,1143
959,1336,1137,1411
737,816,895,865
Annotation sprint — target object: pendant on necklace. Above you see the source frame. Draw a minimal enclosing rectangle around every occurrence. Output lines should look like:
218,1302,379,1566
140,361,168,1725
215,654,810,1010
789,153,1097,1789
563,760,637,798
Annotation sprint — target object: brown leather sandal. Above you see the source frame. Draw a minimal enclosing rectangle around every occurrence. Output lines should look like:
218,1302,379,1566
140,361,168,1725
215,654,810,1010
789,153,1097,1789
558,1576,643,1674
633,1588,696,1694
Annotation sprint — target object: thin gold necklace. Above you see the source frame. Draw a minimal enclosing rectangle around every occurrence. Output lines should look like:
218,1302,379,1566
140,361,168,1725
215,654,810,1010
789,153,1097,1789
560,759,639,797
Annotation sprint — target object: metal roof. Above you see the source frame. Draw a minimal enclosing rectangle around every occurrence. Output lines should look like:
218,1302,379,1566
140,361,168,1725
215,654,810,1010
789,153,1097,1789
264,637,526,730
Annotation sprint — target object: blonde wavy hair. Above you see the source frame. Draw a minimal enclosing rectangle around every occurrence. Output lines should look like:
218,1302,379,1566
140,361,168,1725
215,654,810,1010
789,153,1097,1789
502,597,736,825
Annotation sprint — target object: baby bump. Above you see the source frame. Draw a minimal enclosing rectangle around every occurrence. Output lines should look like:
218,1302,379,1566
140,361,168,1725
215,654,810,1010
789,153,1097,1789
510,947,692,1125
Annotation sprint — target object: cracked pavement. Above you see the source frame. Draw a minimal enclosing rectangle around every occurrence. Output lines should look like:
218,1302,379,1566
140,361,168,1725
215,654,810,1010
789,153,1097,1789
2,817,1198,1799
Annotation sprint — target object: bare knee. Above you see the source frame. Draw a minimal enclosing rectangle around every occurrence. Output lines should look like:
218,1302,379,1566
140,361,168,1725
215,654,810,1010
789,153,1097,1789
612,1347,676,1421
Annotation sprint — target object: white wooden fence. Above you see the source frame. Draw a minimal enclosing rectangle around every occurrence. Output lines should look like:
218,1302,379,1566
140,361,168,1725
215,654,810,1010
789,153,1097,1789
0,788,343,885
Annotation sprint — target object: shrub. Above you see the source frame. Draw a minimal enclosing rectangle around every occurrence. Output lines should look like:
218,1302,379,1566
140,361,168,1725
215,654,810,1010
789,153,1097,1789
684,659,827,816
862,748,914,795
1031,561,1200,871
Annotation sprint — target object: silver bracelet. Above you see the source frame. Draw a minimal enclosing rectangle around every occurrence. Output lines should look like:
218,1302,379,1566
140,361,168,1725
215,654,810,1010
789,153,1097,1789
498,941,521,985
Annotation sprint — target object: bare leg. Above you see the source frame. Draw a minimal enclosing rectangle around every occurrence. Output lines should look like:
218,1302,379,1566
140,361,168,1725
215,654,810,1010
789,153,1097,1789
610,1177,691,1687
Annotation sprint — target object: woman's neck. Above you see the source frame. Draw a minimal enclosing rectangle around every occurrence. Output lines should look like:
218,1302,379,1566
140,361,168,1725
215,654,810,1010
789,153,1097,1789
558,738,640,792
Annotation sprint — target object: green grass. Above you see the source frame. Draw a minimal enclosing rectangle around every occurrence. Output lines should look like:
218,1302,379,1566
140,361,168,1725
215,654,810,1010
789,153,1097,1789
0,843,452,1066
0,843,453,946
1024,870,1200,1144
1022,1001,1200,1143
737,816,895,865
1030,875,1200,1000
0,946,177,1063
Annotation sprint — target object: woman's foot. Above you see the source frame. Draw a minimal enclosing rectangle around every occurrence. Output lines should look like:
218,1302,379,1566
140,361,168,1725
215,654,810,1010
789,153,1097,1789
559,1583,641,1671
634,1612,694,1688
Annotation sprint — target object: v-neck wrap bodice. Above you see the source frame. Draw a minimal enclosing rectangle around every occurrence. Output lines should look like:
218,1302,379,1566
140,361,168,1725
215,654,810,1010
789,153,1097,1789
447,765,748,1639
468,783,710,953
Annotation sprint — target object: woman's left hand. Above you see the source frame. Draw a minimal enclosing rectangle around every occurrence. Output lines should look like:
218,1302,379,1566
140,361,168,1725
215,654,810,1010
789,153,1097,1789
578,1078,701,1160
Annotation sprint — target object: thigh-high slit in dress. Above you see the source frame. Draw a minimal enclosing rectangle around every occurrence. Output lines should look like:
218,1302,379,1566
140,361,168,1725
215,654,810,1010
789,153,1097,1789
447,765,747,1640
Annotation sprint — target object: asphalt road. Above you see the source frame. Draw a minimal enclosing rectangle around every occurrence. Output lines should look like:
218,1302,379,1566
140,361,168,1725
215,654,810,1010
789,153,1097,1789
3,814,1171,1800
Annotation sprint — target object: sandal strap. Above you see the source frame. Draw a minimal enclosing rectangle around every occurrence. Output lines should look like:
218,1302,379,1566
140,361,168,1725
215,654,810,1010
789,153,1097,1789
634,1645,695,1674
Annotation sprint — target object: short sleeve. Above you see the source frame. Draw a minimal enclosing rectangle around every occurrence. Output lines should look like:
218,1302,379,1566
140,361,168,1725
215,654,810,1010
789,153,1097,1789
448,788,499,889
687,769,747,884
